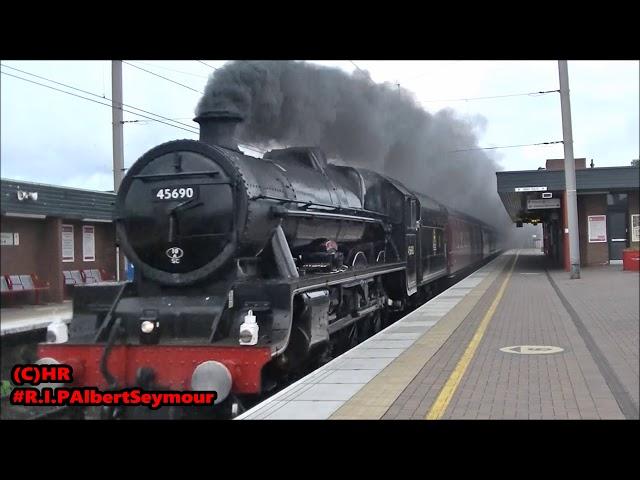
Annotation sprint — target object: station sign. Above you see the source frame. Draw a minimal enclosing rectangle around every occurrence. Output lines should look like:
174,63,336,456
527,198,560,210
515,186,547,192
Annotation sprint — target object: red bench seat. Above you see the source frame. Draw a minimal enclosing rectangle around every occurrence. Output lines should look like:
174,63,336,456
1,274,50,305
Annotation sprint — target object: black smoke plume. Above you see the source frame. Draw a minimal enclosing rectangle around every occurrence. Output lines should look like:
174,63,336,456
197,61,515,235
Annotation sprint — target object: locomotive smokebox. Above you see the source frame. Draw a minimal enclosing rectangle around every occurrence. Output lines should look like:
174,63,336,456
194,110,243,151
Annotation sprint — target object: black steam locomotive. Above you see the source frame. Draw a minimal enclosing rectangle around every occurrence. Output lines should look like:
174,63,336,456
38,110,499,418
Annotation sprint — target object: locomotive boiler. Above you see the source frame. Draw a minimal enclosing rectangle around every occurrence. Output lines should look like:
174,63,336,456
37,110,499,418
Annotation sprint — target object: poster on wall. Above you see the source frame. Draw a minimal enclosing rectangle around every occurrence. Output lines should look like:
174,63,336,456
588,215,607,243
62,224,74,262
1,232,14,246
632,214,640,243
83,225,95,261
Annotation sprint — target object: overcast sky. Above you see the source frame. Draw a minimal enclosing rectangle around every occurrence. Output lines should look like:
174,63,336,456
1,60,638,192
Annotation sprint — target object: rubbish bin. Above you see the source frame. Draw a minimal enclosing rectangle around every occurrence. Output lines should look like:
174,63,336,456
622,249,640,271
125,258,135,280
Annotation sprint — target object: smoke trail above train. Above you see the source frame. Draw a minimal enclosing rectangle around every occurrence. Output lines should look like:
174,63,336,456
196,60,510,230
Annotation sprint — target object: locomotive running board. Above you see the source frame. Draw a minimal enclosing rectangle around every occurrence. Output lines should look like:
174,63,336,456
272,206,383,225
291,262,405,294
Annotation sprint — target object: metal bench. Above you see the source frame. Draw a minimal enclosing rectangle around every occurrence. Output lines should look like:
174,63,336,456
63,270,114,295
63,270,75,285
83,270,99,284
90,269,104,282
62,270,85,298
1,274,50,305
89,268,113,282
71,270,85,285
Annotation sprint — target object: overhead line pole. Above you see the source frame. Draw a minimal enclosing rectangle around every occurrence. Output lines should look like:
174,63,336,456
112,61,125,192
558,60,581,279
112,61,125,281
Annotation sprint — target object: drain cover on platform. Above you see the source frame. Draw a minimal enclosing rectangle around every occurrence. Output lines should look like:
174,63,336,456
500,345,564,355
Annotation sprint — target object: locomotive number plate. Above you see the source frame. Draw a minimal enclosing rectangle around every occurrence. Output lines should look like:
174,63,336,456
153,186,199,201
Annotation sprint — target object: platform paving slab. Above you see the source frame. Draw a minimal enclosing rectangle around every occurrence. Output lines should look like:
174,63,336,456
385,250,637,420
1,302,72,336
240,249,638,420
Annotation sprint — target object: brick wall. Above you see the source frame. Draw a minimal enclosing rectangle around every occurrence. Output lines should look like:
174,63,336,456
1,215,119,304
578,194,609,266
1,216,63,302
59,220,117,280
0,217,46,275
44,218,63,302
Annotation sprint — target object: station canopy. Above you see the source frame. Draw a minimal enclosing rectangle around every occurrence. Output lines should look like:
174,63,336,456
496,162,639,226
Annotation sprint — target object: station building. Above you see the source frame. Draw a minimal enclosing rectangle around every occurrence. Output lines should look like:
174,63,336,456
0,178,124,303
497,159,640,270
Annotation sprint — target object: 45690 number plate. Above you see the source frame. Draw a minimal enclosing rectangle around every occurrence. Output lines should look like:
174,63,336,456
153,186,199,201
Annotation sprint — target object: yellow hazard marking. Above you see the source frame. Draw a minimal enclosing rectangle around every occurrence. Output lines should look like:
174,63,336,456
425,251,519,420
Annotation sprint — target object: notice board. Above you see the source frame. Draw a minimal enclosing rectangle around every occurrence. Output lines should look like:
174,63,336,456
588,215,607,243
62,224,74,262
83,225,95,261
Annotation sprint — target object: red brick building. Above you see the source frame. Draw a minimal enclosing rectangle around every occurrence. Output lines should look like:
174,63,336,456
497,159,640,270
1,179,124,303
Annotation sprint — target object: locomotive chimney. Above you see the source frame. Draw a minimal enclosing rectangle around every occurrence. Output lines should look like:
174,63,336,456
194,110,243,151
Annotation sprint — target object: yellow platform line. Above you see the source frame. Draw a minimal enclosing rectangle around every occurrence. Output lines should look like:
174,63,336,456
425,250,519,420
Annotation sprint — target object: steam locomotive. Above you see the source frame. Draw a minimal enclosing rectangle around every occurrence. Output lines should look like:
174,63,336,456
37,110,499,418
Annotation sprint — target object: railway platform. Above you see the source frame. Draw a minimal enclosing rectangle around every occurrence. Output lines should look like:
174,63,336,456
0,301,72,337
238,249,639,420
